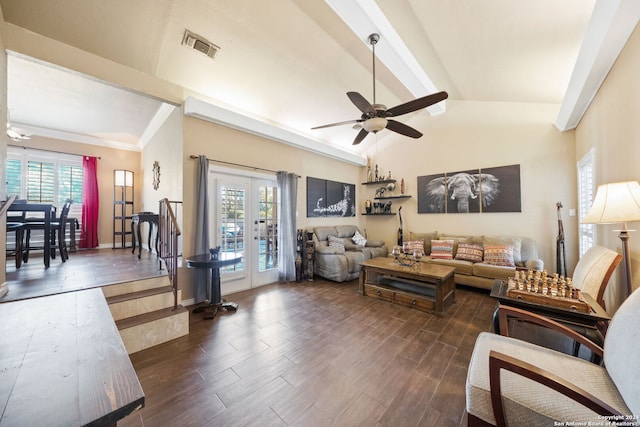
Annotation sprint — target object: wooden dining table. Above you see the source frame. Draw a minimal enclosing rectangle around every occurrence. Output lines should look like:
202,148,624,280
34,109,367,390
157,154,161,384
7,202,54,268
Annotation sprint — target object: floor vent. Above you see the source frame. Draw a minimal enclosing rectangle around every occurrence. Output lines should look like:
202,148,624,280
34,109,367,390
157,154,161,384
182,30,219,59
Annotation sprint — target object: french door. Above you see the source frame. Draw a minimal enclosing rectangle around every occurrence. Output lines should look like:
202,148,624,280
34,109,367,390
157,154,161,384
210,170,279,294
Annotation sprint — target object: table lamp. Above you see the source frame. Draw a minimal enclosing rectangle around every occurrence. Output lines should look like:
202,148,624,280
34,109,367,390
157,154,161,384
582,180,640,297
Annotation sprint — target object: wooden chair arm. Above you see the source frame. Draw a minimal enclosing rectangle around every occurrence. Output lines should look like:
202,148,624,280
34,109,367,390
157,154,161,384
488,350,628,427
497,305,604,359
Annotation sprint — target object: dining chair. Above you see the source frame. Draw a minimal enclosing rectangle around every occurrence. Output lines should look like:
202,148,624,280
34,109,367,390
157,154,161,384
466,288,640,427
5,198,27,268
24,199,73,263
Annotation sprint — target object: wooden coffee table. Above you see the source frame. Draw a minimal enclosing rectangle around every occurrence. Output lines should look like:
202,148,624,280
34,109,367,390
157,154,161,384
359,257,456,316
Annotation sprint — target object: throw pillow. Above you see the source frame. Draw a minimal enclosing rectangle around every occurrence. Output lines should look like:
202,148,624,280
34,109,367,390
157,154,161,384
455,242,484,262
430,239,454,259
483,237,522,263
409,231,438,254
328,235,345,251
440,235,472,257
483,244,515,267
402,240,424,254
352,230,367,246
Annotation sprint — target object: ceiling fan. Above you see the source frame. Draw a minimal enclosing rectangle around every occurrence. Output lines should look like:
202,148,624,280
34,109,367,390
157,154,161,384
6,110,32,141
312,33,448,145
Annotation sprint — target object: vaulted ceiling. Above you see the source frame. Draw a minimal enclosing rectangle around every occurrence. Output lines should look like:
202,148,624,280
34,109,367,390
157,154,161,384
2,0,633,156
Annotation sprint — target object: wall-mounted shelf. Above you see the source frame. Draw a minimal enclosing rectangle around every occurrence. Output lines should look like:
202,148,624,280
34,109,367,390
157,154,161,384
362,179,396,186
374,195,412,200
362,212,396,216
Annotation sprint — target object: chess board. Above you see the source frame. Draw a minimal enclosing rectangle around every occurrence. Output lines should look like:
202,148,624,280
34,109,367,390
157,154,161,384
505,272,591,313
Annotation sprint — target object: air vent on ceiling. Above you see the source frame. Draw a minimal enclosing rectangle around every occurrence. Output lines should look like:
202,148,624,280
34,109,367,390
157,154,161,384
182,30,220,59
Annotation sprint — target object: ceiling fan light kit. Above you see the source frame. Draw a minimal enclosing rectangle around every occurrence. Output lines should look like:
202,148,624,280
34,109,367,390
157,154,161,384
312,33,448,145
363,117,387,133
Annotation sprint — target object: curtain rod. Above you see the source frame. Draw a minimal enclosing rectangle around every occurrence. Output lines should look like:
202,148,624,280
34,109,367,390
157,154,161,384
9,144,102,159
189,155,300,177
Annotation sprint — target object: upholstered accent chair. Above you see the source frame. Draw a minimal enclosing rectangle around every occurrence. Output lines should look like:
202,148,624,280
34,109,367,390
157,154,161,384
572,245,622,310
465,288,640,426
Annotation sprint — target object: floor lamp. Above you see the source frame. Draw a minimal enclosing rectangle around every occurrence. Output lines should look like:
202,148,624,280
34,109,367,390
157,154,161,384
582,181,640,298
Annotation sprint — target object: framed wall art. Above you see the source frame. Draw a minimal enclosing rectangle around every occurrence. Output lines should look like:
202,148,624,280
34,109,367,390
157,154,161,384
306,177,356,218
418,164,521,214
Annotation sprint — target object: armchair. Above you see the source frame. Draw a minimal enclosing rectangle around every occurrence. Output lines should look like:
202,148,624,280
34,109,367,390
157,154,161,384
572,245,622,310
466,288,640,426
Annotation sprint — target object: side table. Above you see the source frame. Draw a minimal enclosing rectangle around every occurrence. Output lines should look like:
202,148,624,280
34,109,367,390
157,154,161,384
186,247,242,319
131,212,159,258
490,279,610,360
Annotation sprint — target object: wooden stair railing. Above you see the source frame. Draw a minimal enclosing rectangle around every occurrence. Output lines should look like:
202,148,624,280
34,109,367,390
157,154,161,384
158,198,182,310
0,195,18,217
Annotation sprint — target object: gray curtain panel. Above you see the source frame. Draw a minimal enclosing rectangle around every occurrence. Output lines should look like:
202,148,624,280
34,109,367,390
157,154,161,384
194,155,211,303
277,171,298,282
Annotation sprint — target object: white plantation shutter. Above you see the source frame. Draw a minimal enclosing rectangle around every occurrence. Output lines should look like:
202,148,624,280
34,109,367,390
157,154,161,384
577,149,595,257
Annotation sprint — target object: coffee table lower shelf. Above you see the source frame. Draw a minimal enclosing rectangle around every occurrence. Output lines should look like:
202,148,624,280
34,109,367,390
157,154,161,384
359,258,456,316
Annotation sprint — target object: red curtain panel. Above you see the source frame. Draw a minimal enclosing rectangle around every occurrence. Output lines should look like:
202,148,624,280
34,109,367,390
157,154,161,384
79,156,100,248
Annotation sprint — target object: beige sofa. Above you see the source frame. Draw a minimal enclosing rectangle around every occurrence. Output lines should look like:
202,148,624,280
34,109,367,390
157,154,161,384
310,225,388,282
406,231,544,290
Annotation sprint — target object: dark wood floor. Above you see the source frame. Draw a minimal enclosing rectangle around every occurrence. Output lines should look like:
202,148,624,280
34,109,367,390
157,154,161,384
2,247,164,302
119,279,496,427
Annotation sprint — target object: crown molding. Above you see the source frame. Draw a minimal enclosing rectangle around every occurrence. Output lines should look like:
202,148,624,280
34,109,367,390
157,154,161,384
12,122,141,152
184,97,367,166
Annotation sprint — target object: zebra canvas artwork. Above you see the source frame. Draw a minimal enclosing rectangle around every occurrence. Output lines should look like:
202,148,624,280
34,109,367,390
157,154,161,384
307,177,356,218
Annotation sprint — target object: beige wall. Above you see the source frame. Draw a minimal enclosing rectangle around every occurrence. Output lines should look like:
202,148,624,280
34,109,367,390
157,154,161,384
141,105,184,249
179,116,362,301
363,100,577,274
11,137,142,248
1,6,8,287
575,22,640,311
141,106,183,212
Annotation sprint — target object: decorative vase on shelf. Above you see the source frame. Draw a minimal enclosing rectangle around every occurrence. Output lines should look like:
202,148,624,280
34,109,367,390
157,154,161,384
365,200,372,214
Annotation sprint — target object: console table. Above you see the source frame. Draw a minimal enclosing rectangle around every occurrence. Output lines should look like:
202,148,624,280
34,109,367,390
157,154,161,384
131,212,158,258
186,248,242,319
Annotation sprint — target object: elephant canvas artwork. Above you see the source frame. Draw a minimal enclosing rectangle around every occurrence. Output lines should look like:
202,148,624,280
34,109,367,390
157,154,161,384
417,164,521,213
307,177,356,218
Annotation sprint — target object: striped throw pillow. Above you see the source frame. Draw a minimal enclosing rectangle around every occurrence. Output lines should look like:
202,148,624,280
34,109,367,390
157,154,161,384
328,235,345,251
455,243,484,263
483,244,515,267
402,240,424,254
430,239,454,259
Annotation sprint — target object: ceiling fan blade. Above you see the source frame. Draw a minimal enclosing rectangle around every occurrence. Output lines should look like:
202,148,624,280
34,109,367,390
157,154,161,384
386,119,423,138
386,91,449,117
352,128,369,145
347,92,375,115
311,119,362,130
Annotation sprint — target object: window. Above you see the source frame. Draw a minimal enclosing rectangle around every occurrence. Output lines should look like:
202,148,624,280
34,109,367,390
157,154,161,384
577,148,595,257
6,147,83,220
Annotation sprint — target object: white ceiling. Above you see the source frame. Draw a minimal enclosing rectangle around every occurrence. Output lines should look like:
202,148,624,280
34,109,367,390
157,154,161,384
1,0,633,156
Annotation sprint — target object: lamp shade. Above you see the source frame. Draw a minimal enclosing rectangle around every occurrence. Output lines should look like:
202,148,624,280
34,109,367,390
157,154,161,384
363,117,387,133
582,181,640,224
114,170,134,187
